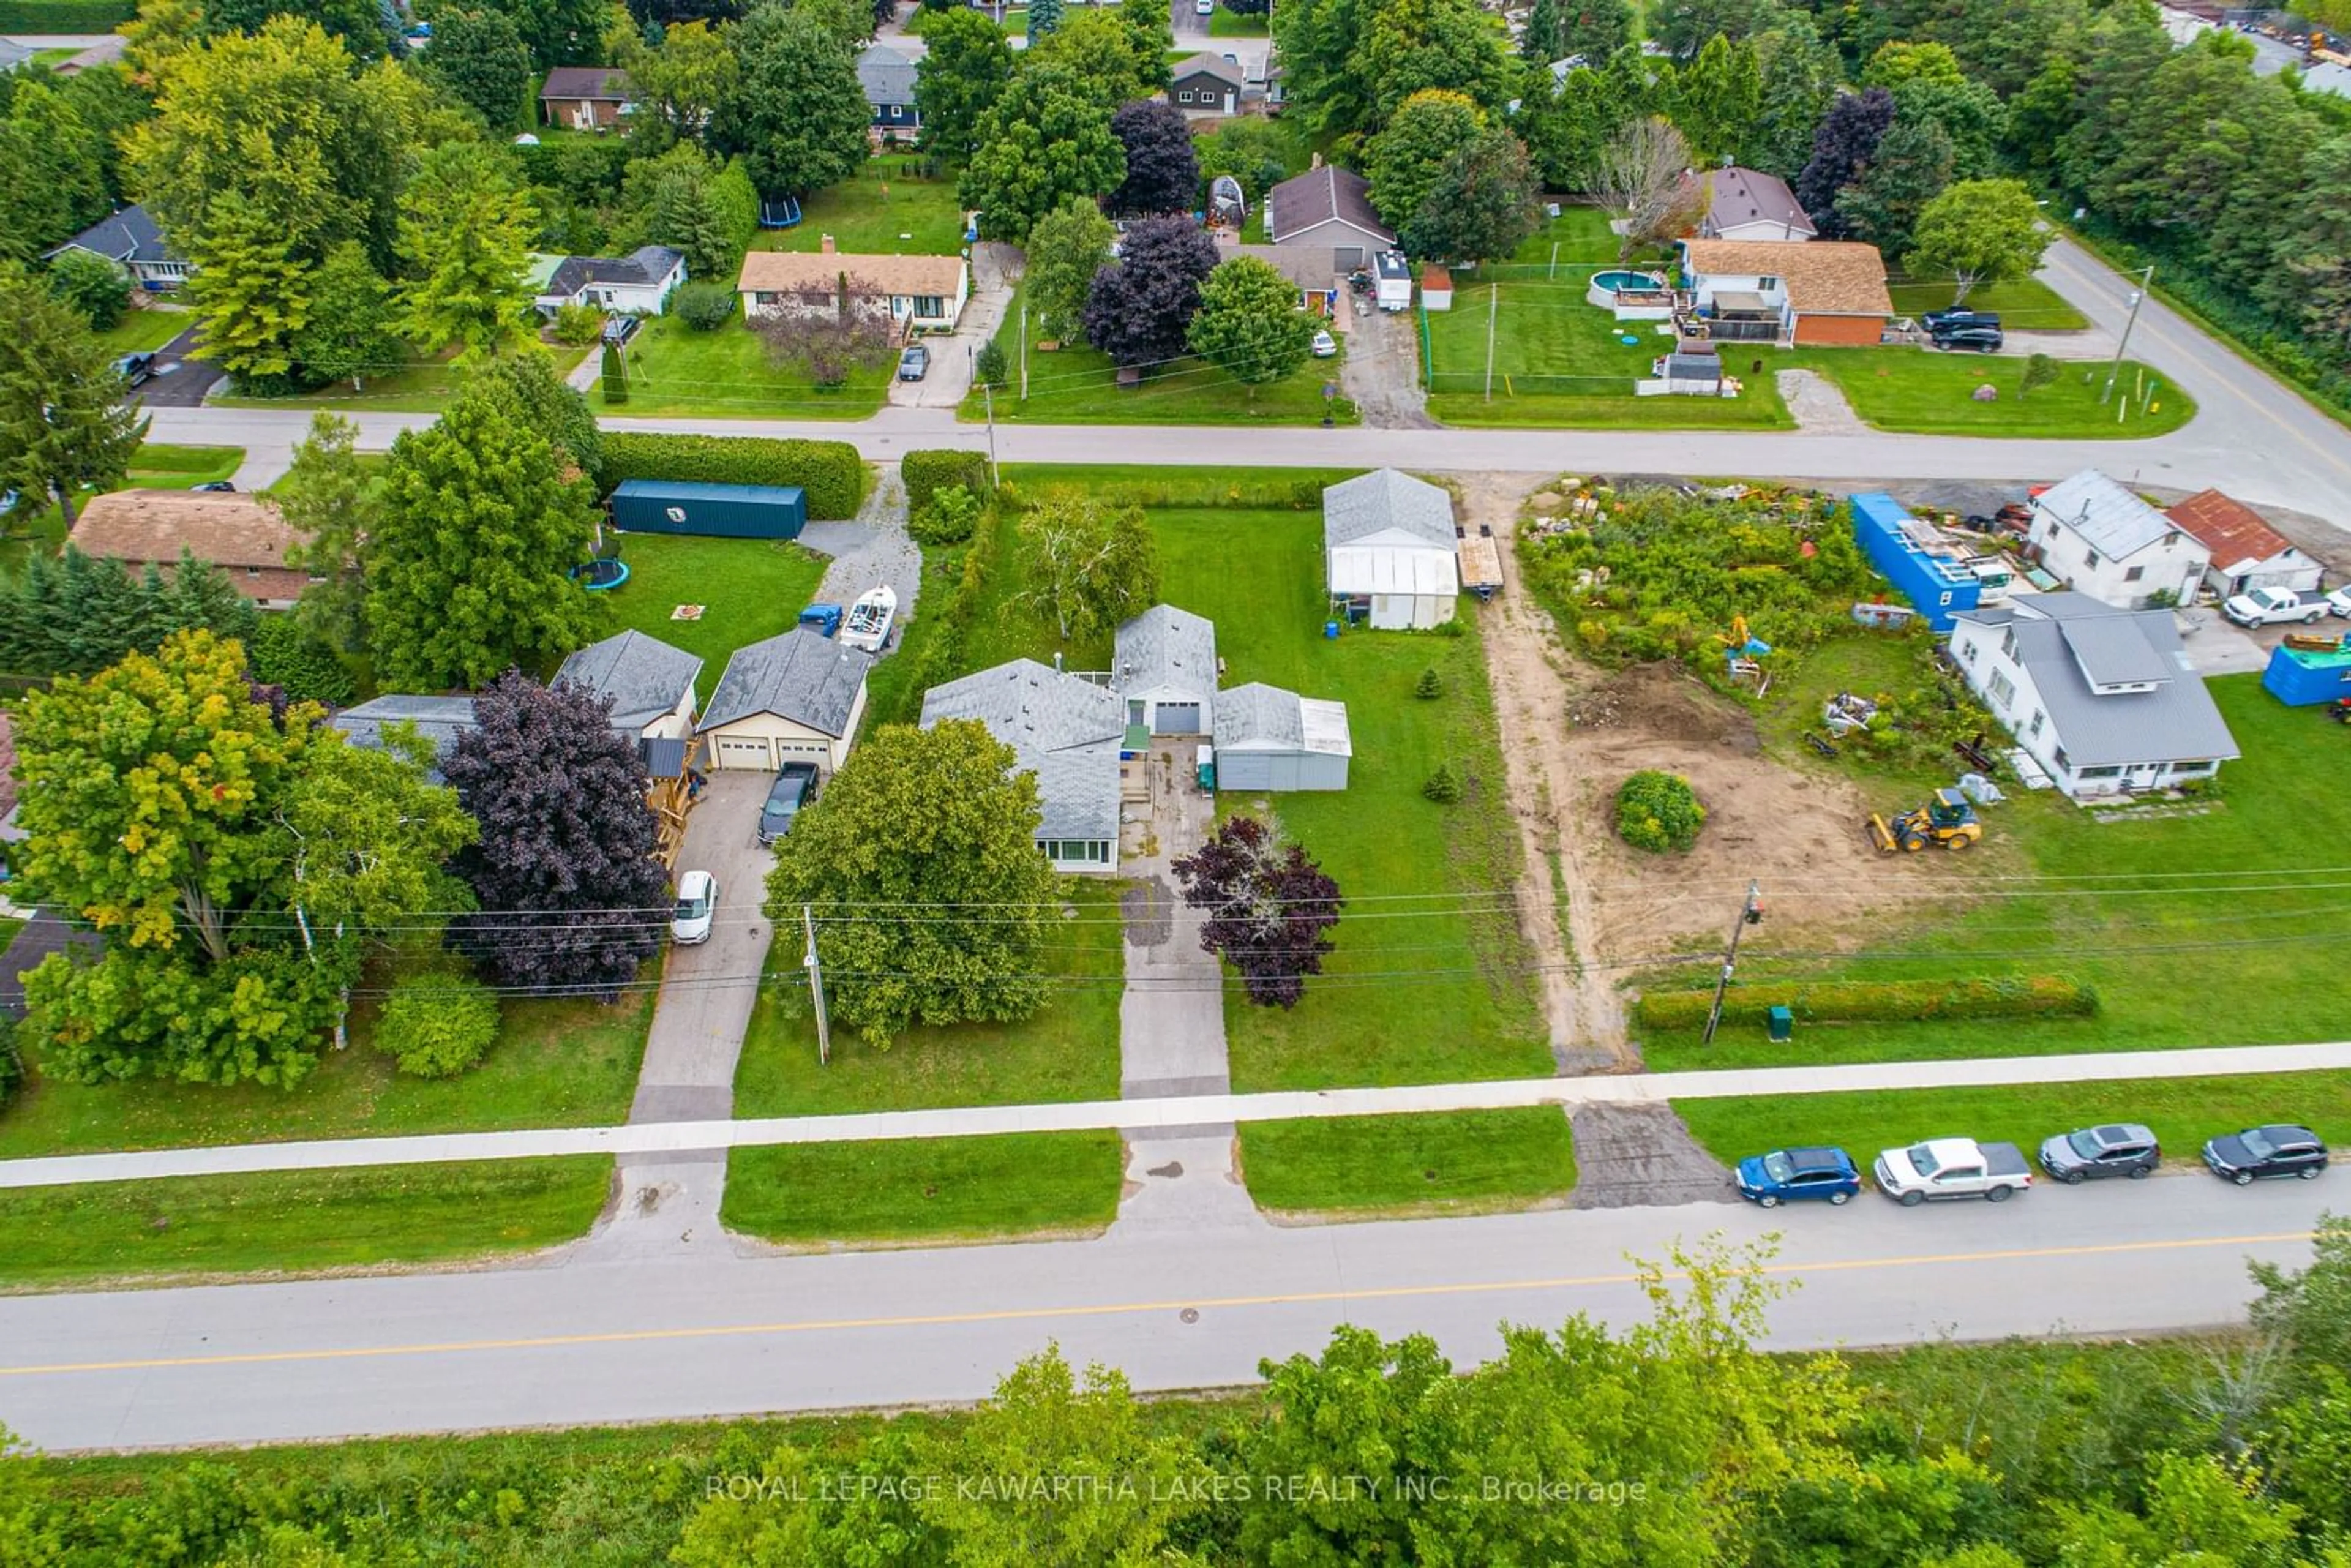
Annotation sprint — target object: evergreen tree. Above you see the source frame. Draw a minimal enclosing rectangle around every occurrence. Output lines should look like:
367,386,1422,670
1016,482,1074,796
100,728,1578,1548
1026,0,1062,42
1521,0,1562,64
0,80,111,263
277,412,378,655
0,266,148,529
185,188,317,383
422,6,535,129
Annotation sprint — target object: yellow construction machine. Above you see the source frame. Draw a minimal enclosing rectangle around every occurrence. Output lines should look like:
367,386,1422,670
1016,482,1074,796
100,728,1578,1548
1867,789,1984,855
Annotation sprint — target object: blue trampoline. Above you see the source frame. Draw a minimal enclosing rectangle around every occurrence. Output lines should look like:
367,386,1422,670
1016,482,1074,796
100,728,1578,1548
573,559,629,591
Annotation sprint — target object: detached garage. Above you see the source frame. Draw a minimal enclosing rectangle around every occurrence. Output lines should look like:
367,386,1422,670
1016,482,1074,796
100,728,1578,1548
1212,682,1351,791
696,626,872,773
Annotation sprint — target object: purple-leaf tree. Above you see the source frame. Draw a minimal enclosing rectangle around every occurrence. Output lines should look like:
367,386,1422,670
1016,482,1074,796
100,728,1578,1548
1081,212,1220,369
1109,98,1200,216
443,670,670,998
1172,816,1344,1008
1793,86,1894,239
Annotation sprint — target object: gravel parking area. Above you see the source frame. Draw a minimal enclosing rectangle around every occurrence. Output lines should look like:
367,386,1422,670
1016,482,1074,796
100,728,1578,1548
1567,1103,1736,1209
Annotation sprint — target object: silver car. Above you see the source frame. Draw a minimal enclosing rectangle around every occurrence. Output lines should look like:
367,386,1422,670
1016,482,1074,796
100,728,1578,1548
2038,1122,2159,1184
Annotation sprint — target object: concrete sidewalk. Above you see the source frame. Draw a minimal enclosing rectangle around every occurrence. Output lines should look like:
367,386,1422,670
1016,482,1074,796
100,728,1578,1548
6,1040,2347,1189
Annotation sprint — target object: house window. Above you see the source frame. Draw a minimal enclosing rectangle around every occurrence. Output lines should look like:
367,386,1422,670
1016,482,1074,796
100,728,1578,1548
913,295,945,318
2083,548,2101,570
2170,760,2215,775
2077,765,2123,779
889,105,902,120
1178,89,1194,102
1986,670,2015,708
2028,710,2044,738
1961,639,1978,665
2053,746,2071,769
1757,276,1779,290
2001,627,2017,660
2124,565,2144,582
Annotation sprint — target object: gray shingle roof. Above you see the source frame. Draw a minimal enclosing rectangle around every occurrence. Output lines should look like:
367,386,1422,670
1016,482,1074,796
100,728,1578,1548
1114,604,1216,702
1172,51,1244,88
2032,470,2178,561
42,204,178,268
855,43,917,108
540,66,632,101
1264,165,1395,246
542,246,684,302
555,629,703,732
1213,682,1301,749
1323,468,1455,550
1959,596,2238,768
1703,167,1817,238
699,628,872,737
1028,743,1122,841
333,695,481,782
920,658,1125,754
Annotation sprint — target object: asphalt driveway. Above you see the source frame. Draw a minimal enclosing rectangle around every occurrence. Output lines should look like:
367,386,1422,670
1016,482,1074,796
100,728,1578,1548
133,324,227,408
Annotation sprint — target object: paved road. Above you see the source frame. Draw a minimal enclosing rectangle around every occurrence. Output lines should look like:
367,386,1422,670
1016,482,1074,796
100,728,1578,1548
0,1176,2330,1450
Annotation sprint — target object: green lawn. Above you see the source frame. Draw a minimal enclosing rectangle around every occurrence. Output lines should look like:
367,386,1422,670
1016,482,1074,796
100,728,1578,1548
216,345,591,415
595,532,830,670
1208,7,1269,34
1239,1108,1577,1217
0,1157,611,1291
94,309,190,355
1791,346,2191,438
0,981,654,1158
1886,276,2091,332
1673,1072,2351,1179
603,313,891,420
1643,676,2351,1071
964,285,1358,426
721,1131,1123,1245
732,880,1126,1116
1505,205,1624,264
1,442,245,571
753,156,967,257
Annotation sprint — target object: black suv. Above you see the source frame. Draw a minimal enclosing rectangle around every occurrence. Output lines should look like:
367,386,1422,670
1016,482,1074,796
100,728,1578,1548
2204,1125,2328,1185
757,763,820,846
1934,323,2006,353
1922,308,2001,335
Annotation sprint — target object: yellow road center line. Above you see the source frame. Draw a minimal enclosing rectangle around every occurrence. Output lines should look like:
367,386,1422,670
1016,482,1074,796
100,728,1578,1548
0,1230,2312,1381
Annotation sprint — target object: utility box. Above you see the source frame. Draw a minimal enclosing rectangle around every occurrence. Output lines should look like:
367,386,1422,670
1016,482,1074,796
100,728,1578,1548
1196,743,1216,792
608,479,808,540
1767,1005,1794,1043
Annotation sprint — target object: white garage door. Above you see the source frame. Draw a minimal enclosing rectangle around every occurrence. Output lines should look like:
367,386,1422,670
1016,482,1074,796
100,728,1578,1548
711,734,773,770
773,739,833,771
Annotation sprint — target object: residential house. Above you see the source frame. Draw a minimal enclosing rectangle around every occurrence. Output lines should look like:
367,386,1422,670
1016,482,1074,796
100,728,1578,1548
1231,244,1340,314
2162,489,2323,599
736,244,970,334
1114,604,1218,735
1678,239,1892,346
539,66,634,130
1948,592,2238,798
1697,167,1817,242
1211,682,1352,791
67,490,314,610
528,246,686,318
920,659,1128,873
41,204,190,292
1264,163,1395,270
696,626,874,775
1169,53,1243,116
555,629,708,864
856,43,920,137
1322,468,1460,630
0,39,30,70
332,695,481,782
2025,469,2210,610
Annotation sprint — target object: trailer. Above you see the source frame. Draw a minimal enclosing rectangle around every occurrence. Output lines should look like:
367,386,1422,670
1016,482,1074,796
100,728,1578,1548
607,479,808,540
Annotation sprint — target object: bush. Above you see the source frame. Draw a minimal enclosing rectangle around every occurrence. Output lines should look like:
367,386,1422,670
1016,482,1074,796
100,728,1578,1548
910,483,981,546
0,0,133,28
601,340,627,405
1633,974,2098,1032
550,302,606,345
48,250,132,331
902,448,992,511
246,615,356,707
974,339,1008,389
373,972,502,1078
1614,770,1704,853
0,1015,20,1111
1415,666,1443,699
671,282,737,331
1422,762,1463,803
596,432,864,519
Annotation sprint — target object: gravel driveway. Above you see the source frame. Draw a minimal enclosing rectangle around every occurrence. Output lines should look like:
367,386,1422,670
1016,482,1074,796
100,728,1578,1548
797,466,921,653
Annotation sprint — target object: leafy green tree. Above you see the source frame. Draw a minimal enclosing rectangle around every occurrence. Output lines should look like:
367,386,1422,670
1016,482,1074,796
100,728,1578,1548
1833,113,1954,261
1018,488,1160,642
624,143,753,279
959,66,1124,242
1675,32,1763,163
2274,135,2351,358
765,719,1062,1042
1518,59,1637,193
463,348,602,473
185,189,317,382
277,412,380,654
2048,1451,2307,1564
124,0,209,86
1746,15,1838,178
422,6,534,128
1197,118,1298,204
672,1428,940,1565
1189,256,1316,384
714,6,871,202
1363,88,1486,228
0,1424,58,1567
0,266,148,529
1522,0,1561,63
291,241,403,392
0,80,111,263
45,251,132,332
1400,126,1540,264
365,380,601,689
2251,1212,2351,1371
616,17,738,145
397,141,538,362
1360,0,1519,125
1023,195,1116,340
204,0,394,59
465,0,612,70
1905,179,2049,306
1026,7,1164,110
283,726,477,936
1887,73,2006,182
913,6,1012,160
1649,0,1775,61
1270,0,1376,135
1561,0,1632,61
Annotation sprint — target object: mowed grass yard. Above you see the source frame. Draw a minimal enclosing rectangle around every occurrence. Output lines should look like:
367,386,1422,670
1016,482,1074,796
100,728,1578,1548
1886,276,2091,331
1239,1109,1577,1218
599,313,891,420
595,532,830,670
751,157,967,258
0,1158,612,1291
94,307,192,355
1674,1072,2351,1178
216,345,592,415
721,1132,1123,1247
1642,675,2351,1071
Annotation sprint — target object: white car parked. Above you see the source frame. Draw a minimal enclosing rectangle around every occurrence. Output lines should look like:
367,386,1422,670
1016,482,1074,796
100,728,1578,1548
2221,585,2328,628
2327,586,2351,618
672,869,718,946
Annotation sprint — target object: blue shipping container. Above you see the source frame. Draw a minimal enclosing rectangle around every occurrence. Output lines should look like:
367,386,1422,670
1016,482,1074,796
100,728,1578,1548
1850,492,1982,632
609,479,808,540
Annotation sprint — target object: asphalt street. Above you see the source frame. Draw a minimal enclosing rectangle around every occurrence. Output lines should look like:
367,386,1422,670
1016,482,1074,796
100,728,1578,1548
0,1174,2331,1450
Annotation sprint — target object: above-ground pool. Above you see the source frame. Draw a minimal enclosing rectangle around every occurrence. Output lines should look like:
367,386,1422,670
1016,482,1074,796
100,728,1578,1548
1592,270,1663,293
1587,268,1674,320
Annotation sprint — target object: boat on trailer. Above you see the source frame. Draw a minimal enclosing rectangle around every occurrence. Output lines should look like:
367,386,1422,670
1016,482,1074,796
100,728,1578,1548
841,585,897,651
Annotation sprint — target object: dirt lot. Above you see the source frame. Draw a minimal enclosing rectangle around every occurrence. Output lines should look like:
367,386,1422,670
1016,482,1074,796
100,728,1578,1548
1567,1103,1735,1209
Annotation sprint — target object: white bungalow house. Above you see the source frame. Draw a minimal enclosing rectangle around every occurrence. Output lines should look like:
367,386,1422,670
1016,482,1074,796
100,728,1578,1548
1322,468,1460,629
2026,469,2210,610
696,627,873,775
42,204,192,292
2163,489,2324,599
1948,592,2238,799
736,244,969,334
921,659,1128,873
528,246,686,318
1113,604,1218,735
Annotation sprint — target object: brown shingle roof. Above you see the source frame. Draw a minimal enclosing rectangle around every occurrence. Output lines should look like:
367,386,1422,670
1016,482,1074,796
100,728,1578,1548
735,250,967,298
539,66,632,102
1682,238,1892,317
67,490,309,572
1701,167,1817,239
1264,165,1395,246
2163,489,2299,571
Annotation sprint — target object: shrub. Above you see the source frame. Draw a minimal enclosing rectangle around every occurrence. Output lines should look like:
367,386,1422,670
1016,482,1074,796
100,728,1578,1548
671,282,737,331
0,1,133,29
596,432,863,519
1614,770,1704,853
550,302,606,345
48,250,132,331
1422,762,1463,803
1415,666,1443,699
974,339,1008,389
601,340,627,405
901,448,992,511
373,972,502,1078
910,483,981,546
1633,974,2098,1032
246,615,356,707
888,509,1004,725
0,1015,20,1111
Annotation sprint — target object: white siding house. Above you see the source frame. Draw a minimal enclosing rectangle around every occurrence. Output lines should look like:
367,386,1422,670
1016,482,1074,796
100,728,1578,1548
2026,469,2210,610
696,628,873,775
1323,468,1459,630
530,246,686,317
1114,604,1217,735
1948,593,2238,798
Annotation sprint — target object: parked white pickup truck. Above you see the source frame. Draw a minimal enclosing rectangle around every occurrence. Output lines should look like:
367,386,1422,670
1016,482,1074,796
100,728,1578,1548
1873,1138,2033,1206
2222,587,2329,627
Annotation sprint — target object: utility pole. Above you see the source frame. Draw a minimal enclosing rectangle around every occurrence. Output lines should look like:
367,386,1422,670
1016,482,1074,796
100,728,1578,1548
803,905,831,1068
1548,241,1559,280
2100,263,2154,407
1019,299,1029,402
1701,881,1763,1046
1483,281,1499,402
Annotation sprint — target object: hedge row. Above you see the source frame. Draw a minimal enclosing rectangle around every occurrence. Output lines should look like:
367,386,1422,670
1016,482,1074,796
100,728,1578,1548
0,0,131,28
885,508,1003,727
1633,975,2098,1032
593,433,864,520
901,449,992,512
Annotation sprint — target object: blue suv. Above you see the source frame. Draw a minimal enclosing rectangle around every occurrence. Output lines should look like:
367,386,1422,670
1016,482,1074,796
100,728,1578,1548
1734,1146,1861,1208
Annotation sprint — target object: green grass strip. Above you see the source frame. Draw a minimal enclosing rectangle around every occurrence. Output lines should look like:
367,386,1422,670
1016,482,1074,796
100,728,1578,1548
722,1131,1124,1244
1240,1108,1577,1216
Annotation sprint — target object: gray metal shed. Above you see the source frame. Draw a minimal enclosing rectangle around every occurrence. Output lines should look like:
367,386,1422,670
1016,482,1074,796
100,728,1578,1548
1210,682,1351,792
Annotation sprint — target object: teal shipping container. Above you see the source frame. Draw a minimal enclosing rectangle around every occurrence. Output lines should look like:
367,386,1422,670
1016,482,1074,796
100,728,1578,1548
609,479,807,539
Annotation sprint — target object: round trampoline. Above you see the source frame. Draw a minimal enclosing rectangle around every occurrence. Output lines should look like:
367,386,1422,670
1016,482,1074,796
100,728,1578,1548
574,559,629,591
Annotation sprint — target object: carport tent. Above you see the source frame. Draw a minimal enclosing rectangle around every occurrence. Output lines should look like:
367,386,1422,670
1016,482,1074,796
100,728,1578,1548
1328,544,1457,598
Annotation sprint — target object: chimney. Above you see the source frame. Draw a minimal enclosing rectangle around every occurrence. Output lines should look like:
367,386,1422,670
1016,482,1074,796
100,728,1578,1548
820,233,836,254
